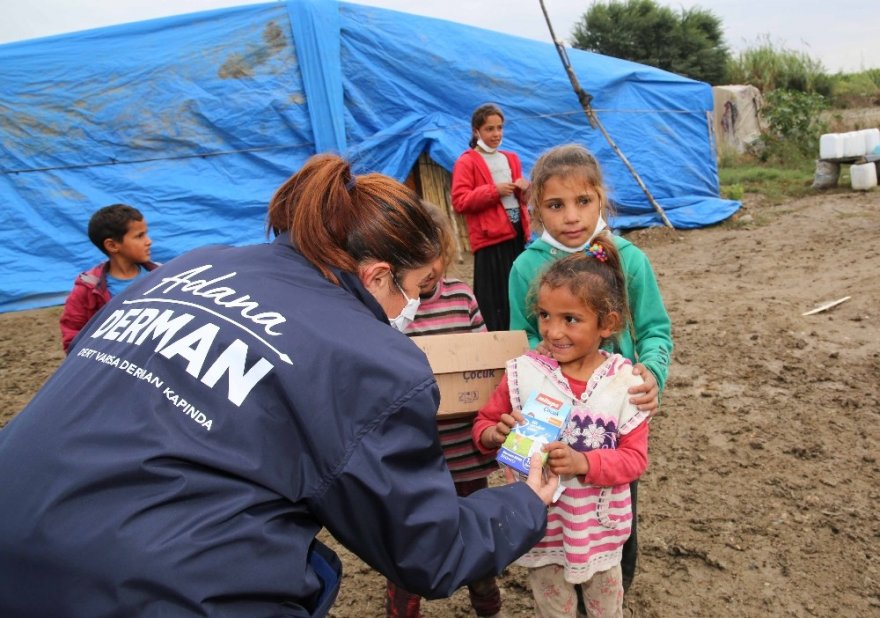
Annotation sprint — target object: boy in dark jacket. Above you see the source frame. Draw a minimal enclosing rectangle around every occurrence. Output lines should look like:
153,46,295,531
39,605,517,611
59,204,158,353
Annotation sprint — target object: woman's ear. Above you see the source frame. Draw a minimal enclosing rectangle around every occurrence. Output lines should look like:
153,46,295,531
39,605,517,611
358,261,393,295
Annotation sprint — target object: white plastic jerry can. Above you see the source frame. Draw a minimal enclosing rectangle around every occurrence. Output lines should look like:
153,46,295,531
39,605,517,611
851,162,878,191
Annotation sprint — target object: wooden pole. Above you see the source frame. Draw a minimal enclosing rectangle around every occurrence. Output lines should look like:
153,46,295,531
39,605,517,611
418,153,466,263
537,0,675,229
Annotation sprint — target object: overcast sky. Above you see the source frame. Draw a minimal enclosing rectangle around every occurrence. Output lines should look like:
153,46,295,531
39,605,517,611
1,0,877,74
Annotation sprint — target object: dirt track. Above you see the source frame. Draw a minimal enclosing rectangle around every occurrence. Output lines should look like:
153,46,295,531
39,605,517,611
2,189,879,616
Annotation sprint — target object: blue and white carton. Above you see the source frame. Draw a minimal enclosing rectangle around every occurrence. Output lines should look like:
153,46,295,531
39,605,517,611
497,390,571,475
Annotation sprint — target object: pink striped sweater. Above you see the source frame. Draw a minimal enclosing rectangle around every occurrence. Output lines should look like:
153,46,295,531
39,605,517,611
405,277,485,336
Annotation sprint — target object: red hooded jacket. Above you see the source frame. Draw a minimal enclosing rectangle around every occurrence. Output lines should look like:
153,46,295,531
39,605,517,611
451,149,530,253
60,260,159,353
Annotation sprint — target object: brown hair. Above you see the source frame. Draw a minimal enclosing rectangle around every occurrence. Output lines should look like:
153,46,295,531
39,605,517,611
530,144,614,223
420,200,455,275
469,103,505,149
530,231,630,345
267,154,440,284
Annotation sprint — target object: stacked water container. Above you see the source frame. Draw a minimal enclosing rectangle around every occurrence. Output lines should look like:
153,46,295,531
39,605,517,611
819,128,880,190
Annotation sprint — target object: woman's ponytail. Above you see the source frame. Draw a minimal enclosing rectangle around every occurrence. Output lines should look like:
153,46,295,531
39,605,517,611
267,154,440,284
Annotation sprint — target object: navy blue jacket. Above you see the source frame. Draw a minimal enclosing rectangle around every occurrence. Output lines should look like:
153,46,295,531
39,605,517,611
0,237,547,617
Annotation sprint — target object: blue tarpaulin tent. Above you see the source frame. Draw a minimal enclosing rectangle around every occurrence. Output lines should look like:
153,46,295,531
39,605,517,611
0,0,739,312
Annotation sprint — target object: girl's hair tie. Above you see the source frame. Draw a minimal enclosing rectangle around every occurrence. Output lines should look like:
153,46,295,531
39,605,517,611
585,243,607,262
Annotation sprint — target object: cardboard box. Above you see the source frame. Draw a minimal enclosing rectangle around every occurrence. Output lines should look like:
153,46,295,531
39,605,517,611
412,330,529,419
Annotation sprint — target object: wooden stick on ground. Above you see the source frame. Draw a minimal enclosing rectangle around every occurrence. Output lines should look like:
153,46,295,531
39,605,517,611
802,296,851,316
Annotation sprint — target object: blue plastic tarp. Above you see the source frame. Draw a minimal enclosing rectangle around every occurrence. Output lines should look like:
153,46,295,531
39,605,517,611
0,0,739,312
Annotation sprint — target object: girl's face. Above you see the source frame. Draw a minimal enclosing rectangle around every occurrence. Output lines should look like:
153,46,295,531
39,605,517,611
536,174,602,248
536,283,614,371
375,264,434,318
417,256,445,296
474,114,504,150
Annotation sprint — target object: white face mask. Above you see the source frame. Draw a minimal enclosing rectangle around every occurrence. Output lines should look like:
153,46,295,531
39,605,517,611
476,137,500,153
389,275,421,332
540,215,608,253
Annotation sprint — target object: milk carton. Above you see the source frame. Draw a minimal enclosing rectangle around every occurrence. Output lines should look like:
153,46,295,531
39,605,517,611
497,390,571,475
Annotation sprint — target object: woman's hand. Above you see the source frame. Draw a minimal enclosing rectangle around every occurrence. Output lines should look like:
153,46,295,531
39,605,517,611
629,363,659,416
544,441,589,476
523,454,560,506
514,178,530,192
480,410,524,449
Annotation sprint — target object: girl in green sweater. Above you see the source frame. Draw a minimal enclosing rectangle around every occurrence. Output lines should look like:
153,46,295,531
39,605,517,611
507,143,673,591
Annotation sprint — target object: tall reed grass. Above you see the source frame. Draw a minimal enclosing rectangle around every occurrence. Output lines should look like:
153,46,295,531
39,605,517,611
725,36,833,96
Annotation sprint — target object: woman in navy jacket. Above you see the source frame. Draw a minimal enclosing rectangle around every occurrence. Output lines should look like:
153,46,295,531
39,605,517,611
0,154,555,617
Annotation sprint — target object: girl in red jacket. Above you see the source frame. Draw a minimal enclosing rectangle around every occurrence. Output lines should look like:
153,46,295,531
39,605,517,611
451,103,531,331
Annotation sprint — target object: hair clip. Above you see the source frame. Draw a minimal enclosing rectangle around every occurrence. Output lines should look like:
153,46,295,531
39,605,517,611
345,176,357,192
585,243,607,262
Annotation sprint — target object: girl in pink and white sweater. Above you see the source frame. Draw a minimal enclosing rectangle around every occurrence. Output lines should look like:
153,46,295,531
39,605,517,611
473,233,649,617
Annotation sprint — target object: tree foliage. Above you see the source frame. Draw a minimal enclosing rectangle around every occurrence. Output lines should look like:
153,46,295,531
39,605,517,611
757,89,828,163
571,0,729,84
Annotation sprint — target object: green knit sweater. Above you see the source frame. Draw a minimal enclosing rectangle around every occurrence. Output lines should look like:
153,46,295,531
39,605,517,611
508,236,673,391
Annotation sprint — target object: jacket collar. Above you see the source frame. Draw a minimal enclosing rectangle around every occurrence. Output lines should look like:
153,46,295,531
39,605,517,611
271,233,389,324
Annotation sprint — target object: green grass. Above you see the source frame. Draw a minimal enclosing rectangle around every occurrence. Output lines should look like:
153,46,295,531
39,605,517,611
719,157,815,204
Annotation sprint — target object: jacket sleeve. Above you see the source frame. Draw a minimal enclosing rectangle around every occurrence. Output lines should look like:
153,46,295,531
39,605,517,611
625,250,673,392
451,153,499,215
508,259,541,348
59,282,93,353
583,420,649,486
312,378,546,599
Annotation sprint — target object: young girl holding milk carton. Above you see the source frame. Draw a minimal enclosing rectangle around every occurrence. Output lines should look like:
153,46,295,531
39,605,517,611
475,236,649,616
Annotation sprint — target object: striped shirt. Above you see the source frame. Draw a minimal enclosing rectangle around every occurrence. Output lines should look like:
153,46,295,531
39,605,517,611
406,278,497,481
405,278,485,336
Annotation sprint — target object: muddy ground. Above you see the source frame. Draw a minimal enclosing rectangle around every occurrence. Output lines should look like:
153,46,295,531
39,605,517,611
1,189,878,617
